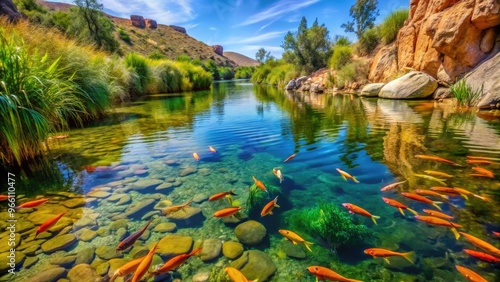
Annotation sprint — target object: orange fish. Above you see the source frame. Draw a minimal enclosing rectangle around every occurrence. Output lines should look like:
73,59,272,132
0,195,9,201
380,180,407,192
460,232,500,257
472,194,490,202
208,146,217,153
117,219,152,251
336,168,360,183
83,165,95,173
415,189,449,201
151,247,202,276
422,209,453,220
252,176,267,193
35,211,67,238
131,242,158,282
364,248,416,264
306,266,363,282
164,199,193,215
466,159,493,165
415,155,462,166
414,215,462,240
16,198,49,209
463,249,500,263
209,190,237,201
272,168,284,183
401,192,442,210
467,155,500,161
430,186,461,196
342,203,380,225
493,231,500,237
455,265,488,282
472,167,494,178
214,207,243,218
193,152,200,161
110,257,143,282
470,173,494,178
224,267,257,282
284,153,296,162
261,196,280,217
278,229,313,252
423,170,453,178
381,197,418,216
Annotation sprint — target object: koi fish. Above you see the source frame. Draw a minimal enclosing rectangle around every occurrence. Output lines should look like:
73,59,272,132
131,242,158,282
261,196,280,217
401,192,442,210
342,203,380,225
460,232,500,257
16,198,49,209
208,146,217,153
413,174,447,186
110,257,143,282
381,197,418,216
0,195,8,201
284,153,296,162
414,215,462,240
493,231,500,237
214,207,243,218
423,170,453,178
364,248,416,264
463,249,500,263
117,219,152,251
415,189,449,201
151,247,202,276
455,265,488,282
35,211,67,238
472,167,494,178
252,176,268,193
306,266,363,282
470,173,494,178
415,155,462,166
430,186,461,196
224,267,257,282
380,180,407,192
209,190,237,201
278,229,313,252
336,168,360,183
272,168,284,183
453,187,475,200
163,199,193,215
193,152,200,161
422,209,454,220
466,159,494,165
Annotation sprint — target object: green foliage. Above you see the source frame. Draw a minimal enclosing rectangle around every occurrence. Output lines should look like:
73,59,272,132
332,35,352,47
255,47,272,63
289,202,370,249
219,67,234,80
357,27,380,55
148,60,182,93
176,54,192,62
234,66,255,79
450,79,483,107
379,9,409,44
282,17,332,73
118,28,131,43
204,59,220,80
125,53,150,95
50,11,71,32
173,61,212,91
335,59,369,89
251,60,297,87
342,0,379,38
148,51,166,60
245,183,281,213
329,45,352,70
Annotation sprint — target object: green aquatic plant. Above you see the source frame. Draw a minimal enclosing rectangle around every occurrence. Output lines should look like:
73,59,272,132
245,183,280,213
289,202,370,250
450,79,483,108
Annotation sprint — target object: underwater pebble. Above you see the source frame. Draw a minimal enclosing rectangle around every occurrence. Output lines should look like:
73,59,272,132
41,234,77,253
49,255,76,267
153,222,176,233
116,227,127,241
75,247,95,265
230,250,276,281
26,267,66,282
68,263,99,281
234,220,266,246
222,241,244,260
157,235,193,257
23,256,39,269
96,246,123,260
199,239,222,261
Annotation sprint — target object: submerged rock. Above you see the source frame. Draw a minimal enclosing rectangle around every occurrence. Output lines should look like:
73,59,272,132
179,166,197,177
0,251,25,273
166,207,205,227
230,250,276,281
153,222,176,233
61,198,86,208
157,235,193,257
96,246,122,260
26,267,66,282
68,263,99,282
50,255,76,267
125,199,156,219
222,241,244,260
41,234,77,253
235,220,266,246
199,239,222,261
360,83,385,97
75,247,95,265
281,240,306,259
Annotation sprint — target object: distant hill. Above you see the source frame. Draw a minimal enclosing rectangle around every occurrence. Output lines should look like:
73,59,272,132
223,52,260,67
38,1,236,67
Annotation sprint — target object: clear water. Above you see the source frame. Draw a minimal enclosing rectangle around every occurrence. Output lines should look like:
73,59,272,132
2,80,500,281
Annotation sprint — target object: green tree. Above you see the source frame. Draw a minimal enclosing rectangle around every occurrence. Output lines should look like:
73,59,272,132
281,17,331,74
255,48,271,63
341,0,379,38
71,0,118,52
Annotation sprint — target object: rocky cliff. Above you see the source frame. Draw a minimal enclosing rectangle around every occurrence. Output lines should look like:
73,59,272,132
0,0,22,21
371,0,499,83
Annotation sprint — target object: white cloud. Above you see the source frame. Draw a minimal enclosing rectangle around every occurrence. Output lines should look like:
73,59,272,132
237,0,320,26
223,30,288,45
209,27,218,31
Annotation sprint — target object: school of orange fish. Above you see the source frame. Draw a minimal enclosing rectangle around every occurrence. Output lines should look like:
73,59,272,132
2,150,499,281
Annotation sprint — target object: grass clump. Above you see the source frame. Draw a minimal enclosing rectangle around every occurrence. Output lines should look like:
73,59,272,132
357,27,380,55
125,53,150,95
450,79,483,107
234,66,255,79
378,9,408,44
288,202,370,250
118,28,131,43
329,45,352,70
251,60,297,87
245,183,280,213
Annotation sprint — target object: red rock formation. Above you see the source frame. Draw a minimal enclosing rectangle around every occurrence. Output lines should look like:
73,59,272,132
212,45,223,56
170,25,187,34
145,19,157,29
130,15,145,28
0,0,22,22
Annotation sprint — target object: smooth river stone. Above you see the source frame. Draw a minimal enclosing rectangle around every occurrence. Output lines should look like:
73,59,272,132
26,267,66,282
75,247,95,265
0,233,20,253
222,241,244,260
125,199,156,218
77,228,98,242
157,235,193,257
72,217,95,231
155,182,173,191
96,246,122,260
0,251,25,273
166,207,203,223
230,250,276,282
179,167,197,177
61,198,86,208
199,239,222,261
23,256,39,269
50,255,76,267
107,194,125,202
68,264,99,282
22,244,40,256
153,222,176,233
116,195,131,205
17,220,35,233
41,234,77,253
87,190,111,198
129,179,163,191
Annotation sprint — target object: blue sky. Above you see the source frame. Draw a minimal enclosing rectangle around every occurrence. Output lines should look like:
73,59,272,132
53,0,408,59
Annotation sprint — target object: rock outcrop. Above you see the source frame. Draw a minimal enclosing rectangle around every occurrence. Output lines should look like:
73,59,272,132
212,45,223,56
130,15,145,28
464,51,500,108
145,19,157,29
378,71,438,99
170,25,187,34
393,0,500,83
0,0,22,21
369,44,398,82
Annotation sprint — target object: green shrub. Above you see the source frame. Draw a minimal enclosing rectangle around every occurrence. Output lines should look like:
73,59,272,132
148,61,183,93
357,27,380,55
329,45,352,70
335,59,369,89
288,202,370,250
105,57,132,102
125,53,150,95
148,51,166,60
118,28,131,43
234,66,255,79
219,67,234,80
379,9,408,44
251,61,297,87
450,79,483,107
174,61,212,91
176,54,192,62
